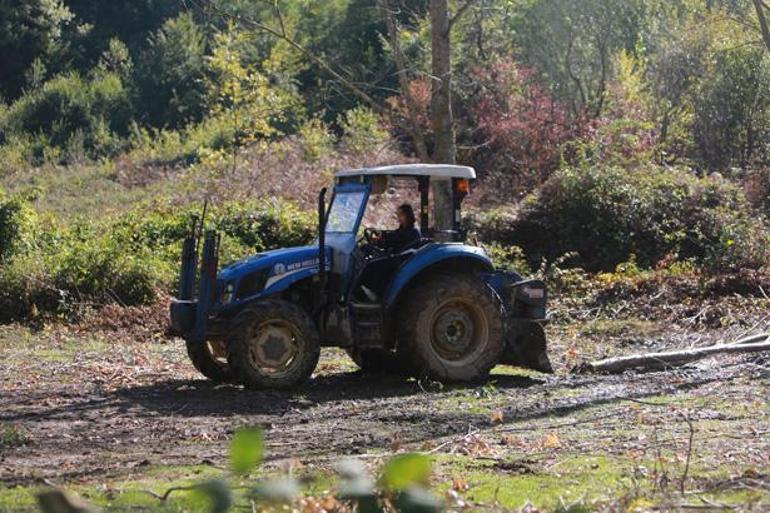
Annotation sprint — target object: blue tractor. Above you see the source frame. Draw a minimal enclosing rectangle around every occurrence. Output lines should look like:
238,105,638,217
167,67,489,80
170,164,552,389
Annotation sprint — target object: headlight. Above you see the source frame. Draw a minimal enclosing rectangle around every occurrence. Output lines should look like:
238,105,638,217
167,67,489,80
520,285,545,300
221,282,235,304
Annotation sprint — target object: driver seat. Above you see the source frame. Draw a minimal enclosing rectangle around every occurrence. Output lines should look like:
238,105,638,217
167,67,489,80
355,239,427,301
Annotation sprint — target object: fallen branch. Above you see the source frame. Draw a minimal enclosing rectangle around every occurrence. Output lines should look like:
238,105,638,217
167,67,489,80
576,334,770,374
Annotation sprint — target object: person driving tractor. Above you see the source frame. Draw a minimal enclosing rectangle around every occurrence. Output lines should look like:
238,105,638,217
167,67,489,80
371,203,421,252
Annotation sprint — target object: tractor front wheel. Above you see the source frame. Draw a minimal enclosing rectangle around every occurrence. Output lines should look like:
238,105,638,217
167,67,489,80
397,273,503,382
186,340,236,383
228,300,320,389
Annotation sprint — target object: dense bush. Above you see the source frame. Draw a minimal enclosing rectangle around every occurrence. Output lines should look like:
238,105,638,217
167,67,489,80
0,190,38,263
471,59,581,189
0,196,315,323
499,165,770,272
0,70,131,162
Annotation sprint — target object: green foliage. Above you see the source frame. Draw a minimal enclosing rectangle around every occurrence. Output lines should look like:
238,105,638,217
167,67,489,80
691,46,770,170
230,427,264,475
0,190,38,262
193,479,234,513
298,117,335,162
51,230,169,306
510,0,647,115
32,427,443,513
97,38,133,78
1,70,131,162
134,12,208,128
381,453,432,491
0,195,315,322
0,0,74,98
510,165,770,272
483,243,531,274
206,24,304,140
214,200,316,254
649,10,770,170
338,107,389,154
0,423,29,449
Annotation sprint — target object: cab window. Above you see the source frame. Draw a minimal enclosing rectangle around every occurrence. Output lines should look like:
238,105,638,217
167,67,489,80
326,191,366,233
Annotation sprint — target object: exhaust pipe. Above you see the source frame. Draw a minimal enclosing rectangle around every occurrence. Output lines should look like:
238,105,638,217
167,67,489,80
318,187,327,290
316,188,328,335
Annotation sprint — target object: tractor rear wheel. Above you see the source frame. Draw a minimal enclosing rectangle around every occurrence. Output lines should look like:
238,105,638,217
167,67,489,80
228,299,320,389
397,273,503,382
186,340,236,383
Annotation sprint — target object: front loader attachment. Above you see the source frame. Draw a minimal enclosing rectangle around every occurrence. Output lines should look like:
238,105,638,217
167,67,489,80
486,274,554,373
169,227,220,340
502,319,553,373
190,230,220,344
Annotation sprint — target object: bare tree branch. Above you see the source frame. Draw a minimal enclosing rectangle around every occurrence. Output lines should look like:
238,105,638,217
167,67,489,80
379,0,430,160
190,0,385,114
754,0,770,52
448,0,475,31
576,333,770,374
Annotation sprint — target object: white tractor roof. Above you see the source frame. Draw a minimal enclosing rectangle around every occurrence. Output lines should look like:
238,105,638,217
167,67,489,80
336,163,476,180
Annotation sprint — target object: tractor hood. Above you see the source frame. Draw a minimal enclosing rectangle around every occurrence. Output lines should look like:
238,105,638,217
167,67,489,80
217,245,332,305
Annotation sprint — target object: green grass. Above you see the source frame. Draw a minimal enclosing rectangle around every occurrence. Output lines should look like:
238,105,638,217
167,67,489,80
435,454,633,510
0,463,339,513
0,423,30,449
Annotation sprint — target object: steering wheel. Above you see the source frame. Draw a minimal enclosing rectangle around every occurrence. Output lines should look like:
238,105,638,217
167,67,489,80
363,227,381,244
360,228,386,258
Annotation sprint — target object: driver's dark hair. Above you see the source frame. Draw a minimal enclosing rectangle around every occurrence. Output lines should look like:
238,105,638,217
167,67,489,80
397,203,416,226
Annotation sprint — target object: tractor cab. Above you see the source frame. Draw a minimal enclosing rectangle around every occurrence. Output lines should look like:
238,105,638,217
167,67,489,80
171,164,552,390
322,164,475,304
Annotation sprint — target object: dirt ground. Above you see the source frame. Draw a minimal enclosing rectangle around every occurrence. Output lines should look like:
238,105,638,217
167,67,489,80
1,301,769,511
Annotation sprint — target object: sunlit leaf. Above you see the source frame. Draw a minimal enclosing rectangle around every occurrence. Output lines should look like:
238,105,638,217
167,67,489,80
381,453,431,491
230,427,263,474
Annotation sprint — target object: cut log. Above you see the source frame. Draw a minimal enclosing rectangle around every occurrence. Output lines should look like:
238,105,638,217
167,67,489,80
576,334,770,374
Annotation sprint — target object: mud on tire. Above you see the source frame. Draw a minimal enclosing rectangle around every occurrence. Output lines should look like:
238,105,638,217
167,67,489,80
227,299,320,389
186,340,237,383
396,273,503,382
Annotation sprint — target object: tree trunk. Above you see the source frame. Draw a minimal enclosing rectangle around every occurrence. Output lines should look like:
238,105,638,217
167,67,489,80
576,334,770,374
755,0,770,53
429,0,456,233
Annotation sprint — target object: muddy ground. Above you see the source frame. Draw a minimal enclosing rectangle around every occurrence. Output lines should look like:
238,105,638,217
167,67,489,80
1,299,769,511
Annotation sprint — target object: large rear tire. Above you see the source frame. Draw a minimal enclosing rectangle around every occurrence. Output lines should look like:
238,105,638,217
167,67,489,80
396,273,504,382
186,340,237,383
227,299,320,389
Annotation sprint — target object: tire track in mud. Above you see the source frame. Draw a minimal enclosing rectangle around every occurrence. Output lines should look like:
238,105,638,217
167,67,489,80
2,353,767,486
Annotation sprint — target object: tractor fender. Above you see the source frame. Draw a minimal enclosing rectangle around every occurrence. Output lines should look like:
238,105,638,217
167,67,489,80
383,244,495,310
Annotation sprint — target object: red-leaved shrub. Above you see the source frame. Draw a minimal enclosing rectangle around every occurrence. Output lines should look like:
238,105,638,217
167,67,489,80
471,59,584,191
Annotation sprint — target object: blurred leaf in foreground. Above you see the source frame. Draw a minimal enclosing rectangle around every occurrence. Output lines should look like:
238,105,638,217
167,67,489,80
381,453,431,491
192,479,233,513
230,426,264,475
250,477,301,503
